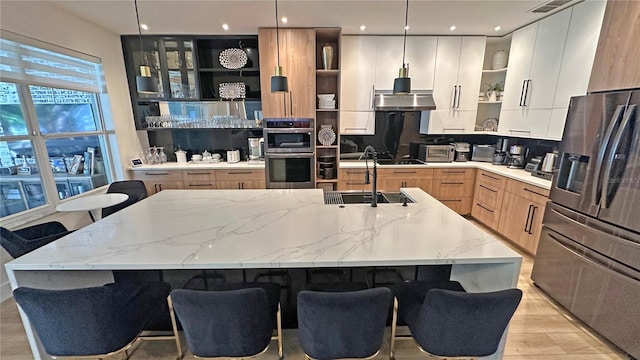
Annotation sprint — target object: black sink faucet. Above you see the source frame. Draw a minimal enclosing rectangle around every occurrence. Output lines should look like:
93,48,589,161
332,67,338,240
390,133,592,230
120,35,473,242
362,145,378,207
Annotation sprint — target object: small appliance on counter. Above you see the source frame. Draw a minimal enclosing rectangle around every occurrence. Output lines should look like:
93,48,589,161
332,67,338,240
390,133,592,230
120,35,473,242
531,151,558,180
472,145,496,162
226,149,240,163
506,144,527,169
493,138,510,165
525,156,543,172
418,144,455,162
248,137,264,161
453,142,471,162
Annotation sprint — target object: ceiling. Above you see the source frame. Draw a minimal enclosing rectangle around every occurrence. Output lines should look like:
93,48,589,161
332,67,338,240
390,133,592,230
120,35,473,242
37,0,582,37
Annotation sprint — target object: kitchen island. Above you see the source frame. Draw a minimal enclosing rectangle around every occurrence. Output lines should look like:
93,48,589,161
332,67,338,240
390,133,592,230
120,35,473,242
6,188,521,359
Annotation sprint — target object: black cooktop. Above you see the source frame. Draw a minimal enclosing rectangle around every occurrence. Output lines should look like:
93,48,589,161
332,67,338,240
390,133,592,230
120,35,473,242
376,158,426,165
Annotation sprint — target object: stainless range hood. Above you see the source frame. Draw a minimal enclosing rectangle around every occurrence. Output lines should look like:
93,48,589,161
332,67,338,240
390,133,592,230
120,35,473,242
374,90,436,111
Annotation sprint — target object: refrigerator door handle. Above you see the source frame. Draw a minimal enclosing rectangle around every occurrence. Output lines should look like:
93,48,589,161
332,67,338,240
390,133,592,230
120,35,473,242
592,105,626,207
601,104,637,209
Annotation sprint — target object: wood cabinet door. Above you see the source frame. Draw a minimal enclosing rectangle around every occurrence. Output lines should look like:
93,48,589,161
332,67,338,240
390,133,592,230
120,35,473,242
340,36,377,111
498,192,530,247
523,201,545,254
215,180,242,190
588,0,640,92
259,28,315,118
241,180,266,190
151,181,184,194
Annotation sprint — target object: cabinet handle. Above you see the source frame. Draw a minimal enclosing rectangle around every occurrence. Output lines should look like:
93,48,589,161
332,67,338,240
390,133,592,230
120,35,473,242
528,206,538,234
393,171,417,174
443,127,465,132
481,173,500,181
523,79,532,106
145,172,170,176
158,184,163,192
479,184,497,193
228,171,252,175
519,80,527,106
476,203,494,213
344,127,367,131
187,172,210,175
370,85,375,110
523,204,533,232
241,182,245,190
346,182,366,185
441,182,464,185
451,85,457,109
509,129,531,134
455,85,462,109
441,199,462,203
188,184,212,187
346,171,365,174
442,170,466,174
523,187,547,198
154,184,159,193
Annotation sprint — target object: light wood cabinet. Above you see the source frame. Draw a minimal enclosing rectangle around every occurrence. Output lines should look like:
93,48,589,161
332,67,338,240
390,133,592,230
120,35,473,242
471,170,506,230
377,168,434,193
588,0,640,92
183,170,216,190
130,170,184,195
215,169,265,190
338,168,369,191
497,179,549,255
259,28,316,118
427,36,485,134
432,168,475,215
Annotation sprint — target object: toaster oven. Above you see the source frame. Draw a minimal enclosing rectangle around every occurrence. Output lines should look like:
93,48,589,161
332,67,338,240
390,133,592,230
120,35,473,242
418,144,455,162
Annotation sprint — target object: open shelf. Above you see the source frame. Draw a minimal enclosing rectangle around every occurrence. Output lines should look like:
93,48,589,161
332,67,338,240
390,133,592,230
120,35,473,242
478,100,503,104
482,68,508,73
316,108,338,112
316,69,340,76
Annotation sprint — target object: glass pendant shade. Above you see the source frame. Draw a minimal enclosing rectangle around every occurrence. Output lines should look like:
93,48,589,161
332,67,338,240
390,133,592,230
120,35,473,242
136,65,158,93
393,66,411,94
271,65,288,92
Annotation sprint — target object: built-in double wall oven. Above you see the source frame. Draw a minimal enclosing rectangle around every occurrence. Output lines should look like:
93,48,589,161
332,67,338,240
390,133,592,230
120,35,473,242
263,118,315,189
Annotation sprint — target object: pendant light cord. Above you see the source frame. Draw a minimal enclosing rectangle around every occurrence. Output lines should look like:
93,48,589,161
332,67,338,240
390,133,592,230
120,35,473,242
134,0,148,66
402,0,409,67
275,0,281,67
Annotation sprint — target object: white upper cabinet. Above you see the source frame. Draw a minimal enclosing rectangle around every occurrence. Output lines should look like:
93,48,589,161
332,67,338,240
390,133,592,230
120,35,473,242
500,25,537,112
340,36,377,112
427,36,484,134
340,111,375,135
374,36,437,90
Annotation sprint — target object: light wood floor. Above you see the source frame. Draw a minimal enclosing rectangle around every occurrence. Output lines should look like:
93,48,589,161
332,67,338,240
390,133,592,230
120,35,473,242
0,223,631,360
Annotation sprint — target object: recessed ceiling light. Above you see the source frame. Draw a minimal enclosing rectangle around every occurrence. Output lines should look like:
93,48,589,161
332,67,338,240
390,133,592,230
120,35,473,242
494,25,502,31
449,25,457,31
140,24,148,30
222,23,229,31
360,25,366,31
281,17,288,23
404,25,410,31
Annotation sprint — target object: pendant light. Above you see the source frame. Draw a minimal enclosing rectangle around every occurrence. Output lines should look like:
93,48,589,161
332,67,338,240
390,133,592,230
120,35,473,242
393,0,411,94
270,0,289,92
134,0,158,94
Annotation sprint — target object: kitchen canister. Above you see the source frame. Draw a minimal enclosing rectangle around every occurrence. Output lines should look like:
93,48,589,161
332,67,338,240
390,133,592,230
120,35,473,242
492,49,508,70
322,44,334,70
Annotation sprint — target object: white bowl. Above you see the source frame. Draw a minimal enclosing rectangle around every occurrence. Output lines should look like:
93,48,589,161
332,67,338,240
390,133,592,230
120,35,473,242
317,94,335,101
191,155,203,161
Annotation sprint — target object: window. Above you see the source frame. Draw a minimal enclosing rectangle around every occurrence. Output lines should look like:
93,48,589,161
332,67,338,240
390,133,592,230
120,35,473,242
0,33,115,219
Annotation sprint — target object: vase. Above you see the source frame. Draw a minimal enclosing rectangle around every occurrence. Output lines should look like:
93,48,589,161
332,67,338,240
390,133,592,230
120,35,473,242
322,44,334,70
492,49,508,70
487,91,497,102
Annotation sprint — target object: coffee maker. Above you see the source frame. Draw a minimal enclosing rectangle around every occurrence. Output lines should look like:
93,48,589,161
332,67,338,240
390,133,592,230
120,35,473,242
507,144,527,169
493,138,509,165
248,137,264,161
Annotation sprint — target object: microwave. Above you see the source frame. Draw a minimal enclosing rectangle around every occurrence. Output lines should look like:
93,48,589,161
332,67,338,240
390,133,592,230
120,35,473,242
418,144,455,162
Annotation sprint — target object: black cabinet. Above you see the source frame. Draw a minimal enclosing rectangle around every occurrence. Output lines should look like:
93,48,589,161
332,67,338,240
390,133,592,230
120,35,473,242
122,35,261,130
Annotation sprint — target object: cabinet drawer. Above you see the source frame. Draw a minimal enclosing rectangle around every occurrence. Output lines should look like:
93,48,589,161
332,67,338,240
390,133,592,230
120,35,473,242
439,197,472,215
131,170,183,182
435,168,475,180
433,179,475,197
505,179,550,203
471,202,501,230
474,183,504,209
183,170,215,182
339,169,368,181
377,168,434,180
184,181,216,190
215,169,264,181
477,170,506,189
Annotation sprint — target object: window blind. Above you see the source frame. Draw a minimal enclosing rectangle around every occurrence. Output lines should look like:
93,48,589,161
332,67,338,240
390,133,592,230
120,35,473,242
0,37,103,93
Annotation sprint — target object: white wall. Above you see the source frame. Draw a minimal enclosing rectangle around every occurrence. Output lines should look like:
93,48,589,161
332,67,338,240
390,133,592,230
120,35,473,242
0,1,142,301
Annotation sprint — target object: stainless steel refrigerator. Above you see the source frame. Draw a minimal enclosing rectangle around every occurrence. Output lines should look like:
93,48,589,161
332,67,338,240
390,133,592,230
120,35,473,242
531,90,640,359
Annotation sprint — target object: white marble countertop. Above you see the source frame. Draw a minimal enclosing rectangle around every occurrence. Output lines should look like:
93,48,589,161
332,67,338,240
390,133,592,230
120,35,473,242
340,161,552,189
6,188,521,271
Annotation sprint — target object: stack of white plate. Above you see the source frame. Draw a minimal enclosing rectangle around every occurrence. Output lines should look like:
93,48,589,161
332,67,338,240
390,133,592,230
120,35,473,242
318,94,336,109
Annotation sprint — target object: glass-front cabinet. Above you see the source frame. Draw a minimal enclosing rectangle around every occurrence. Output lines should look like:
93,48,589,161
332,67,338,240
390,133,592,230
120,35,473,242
122,36,198,102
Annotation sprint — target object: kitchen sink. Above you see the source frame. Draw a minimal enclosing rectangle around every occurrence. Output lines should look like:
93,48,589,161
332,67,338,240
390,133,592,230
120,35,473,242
323,191,413,205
